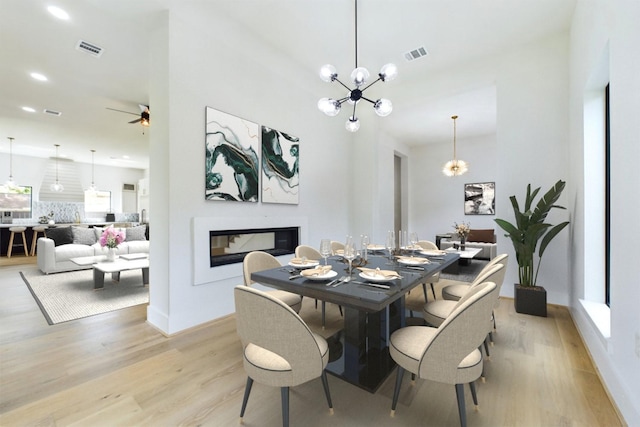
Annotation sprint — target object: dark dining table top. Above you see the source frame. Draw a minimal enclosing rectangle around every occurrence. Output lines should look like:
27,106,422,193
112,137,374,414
250,251,460,312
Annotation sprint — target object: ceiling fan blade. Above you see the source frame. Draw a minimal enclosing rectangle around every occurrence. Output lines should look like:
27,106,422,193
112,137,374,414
106,107,139,116
128,118,142,124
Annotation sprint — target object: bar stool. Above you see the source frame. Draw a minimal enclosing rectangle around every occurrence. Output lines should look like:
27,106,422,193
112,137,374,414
7,226,29,258
30,225,48,256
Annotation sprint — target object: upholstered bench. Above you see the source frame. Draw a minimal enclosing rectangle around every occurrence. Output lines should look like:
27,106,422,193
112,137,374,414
440,228,497,260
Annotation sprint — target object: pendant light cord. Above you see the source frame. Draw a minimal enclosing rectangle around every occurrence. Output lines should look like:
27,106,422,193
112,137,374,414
354,0,358,69
7,137,14,179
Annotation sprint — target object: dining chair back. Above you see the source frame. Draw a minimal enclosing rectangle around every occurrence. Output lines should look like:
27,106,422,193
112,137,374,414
243,251,303,313
442,253,509,301
330,241,344,255
234,285,333,426
414,240,441,301
295,245,322,260
294,245,343,327
423,263,504,328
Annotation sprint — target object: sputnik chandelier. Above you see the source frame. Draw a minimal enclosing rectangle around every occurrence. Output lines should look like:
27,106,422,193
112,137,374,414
317,0,397,132
442,115,468,176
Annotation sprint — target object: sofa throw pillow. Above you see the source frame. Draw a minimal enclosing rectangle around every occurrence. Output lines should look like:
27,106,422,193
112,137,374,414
72,226,97,245
45,226,73,247
467,229,496,243
125,225,147,241
93,226,104,241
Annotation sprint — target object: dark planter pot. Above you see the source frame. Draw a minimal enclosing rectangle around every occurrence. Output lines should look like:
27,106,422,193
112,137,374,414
514,284,547,317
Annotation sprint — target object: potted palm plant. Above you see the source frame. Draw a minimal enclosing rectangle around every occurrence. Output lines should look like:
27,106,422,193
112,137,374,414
494,180,570,317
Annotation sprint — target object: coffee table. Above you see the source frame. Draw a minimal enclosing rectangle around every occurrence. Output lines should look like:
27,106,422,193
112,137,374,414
442,247,482,274
71,254,149,290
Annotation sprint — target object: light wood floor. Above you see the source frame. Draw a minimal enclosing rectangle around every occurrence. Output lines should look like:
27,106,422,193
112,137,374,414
0,261,623,426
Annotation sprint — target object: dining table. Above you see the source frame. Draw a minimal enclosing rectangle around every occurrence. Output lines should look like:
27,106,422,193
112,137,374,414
250,249,460,392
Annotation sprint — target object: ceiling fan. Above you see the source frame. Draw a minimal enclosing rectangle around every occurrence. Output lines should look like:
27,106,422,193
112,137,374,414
106,104,150,127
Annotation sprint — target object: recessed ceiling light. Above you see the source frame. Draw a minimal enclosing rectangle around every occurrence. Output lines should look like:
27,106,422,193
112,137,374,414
22,106,36,113
122,155,130,159
30,72,48,81
47,6,70,20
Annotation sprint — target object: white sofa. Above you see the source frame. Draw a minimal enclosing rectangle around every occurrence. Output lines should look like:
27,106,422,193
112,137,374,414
36,225,149,274
439,228,497,260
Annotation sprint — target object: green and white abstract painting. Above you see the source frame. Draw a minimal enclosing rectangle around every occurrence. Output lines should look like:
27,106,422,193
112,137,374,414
261,125,299,204
205,107,259,202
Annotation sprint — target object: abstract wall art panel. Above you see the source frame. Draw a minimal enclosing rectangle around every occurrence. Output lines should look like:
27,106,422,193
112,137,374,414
205,107,260,202
261,126,299,204
464,182,495,215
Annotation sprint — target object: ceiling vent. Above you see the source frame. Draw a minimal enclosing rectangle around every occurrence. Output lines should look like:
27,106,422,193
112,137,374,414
43,109,62,116
404,46,429,62
76,40,104,58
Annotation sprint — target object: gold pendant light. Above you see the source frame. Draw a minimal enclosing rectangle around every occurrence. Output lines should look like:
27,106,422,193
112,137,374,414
442,115,468,177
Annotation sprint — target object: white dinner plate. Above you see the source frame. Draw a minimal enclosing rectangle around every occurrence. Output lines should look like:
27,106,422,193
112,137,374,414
420,250,447,256
359,271,398,283
397,257,430,266
288,260,319,269
303,270,338,281
367,244,385,251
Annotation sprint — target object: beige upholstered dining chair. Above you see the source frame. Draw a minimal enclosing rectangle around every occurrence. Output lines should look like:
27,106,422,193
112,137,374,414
423,262,505,361
295,245,343,328
422,263,505,328
243,251,303,313
442,253,509,301
441,253,508,335
330,240,344,255
234,285,333,427
416,240,442,301
389,281,498,427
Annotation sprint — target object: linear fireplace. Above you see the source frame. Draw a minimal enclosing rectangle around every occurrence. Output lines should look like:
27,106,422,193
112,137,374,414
209,226,299,267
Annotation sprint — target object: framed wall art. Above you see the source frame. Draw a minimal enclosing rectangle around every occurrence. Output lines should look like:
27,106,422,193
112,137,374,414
205,107,260,202
261,125,299,204
464,182,495,215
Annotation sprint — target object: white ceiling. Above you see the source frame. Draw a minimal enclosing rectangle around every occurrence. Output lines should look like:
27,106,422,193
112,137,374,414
0,0,576,168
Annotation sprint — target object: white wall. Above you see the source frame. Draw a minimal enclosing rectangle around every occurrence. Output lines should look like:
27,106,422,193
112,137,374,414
146,5,351,334
568,0,640,422
397,32,571,305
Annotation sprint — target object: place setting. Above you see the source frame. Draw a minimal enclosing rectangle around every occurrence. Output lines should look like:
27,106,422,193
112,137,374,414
288,264,337,282
352,266,403,290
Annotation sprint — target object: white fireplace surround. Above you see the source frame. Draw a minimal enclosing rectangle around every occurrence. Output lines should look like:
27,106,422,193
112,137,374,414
192,216,308,285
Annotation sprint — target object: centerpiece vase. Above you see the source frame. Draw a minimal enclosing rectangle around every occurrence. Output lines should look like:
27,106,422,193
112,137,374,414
460,236,466,251
106,247,117,262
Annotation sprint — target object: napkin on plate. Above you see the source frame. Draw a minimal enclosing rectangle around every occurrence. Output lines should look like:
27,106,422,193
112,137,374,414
290,257,317,265
358,267,402,278
301,265,332,277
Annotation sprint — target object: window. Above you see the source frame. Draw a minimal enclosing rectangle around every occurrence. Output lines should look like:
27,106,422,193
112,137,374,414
605,83,611,306
84,190,111,213
0,185,32,213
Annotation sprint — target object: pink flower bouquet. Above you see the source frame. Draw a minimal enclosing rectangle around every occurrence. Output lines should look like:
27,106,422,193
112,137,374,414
100,226,125,249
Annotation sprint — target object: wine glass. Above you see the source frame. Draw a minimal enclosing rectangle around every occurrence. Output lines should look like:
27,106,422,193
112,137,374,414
343,241,356,275
360,234,369,261
386,230,395,263
319,239,331,265
410,232,419,251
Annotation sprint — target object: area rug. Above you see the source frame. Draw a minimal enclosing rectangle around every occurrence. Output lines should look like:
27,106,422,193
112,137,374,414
439,259,489,283
20,268,149,325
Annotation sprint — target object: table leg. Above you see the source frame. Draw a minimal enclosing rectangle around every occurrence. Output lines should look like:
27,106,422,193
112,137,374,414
142,267,149,286
112,272,121,282
326,297,404,392
94,269,105,290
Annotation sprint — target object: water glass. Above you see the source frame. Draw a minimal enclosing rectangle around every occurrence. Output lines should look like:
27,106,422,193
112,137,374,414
319,239,331,265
